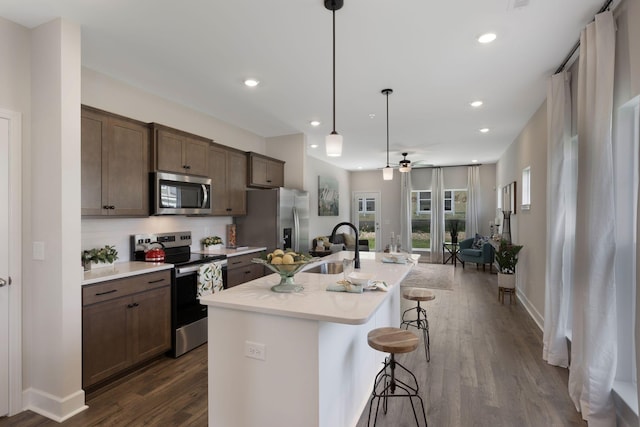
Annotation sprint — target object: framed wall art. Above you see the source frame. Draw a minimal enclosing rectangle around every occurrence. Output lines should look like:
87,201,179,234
502,181,517,214
318,175,339,216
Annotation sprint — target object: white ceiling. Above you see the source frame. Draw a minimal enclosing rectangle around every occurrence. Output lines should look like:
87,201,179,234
1,0,605,171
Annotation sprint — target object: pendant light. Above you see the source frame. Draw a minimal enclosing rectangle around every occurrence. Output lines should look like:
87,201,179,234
382,88,394,180
325,0,343,157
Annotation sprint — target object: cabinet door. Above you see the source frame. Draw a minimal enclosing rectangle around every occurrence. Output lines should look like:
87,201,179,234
209,145,228,215
82,296,132,388
227,150,247,215
184,138,209,176
131,286,171,363
81,110,107,216
156,130,185,174
266,159,284,188
250,155,268,187
107,118,149,216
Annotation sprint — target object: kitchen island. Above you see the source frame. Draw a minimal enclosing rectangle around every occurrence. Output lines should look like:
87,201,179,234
199,251,418,427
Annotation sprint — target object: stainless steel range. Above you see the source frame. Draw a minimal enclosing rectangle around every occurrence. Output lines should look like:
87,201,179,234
130,231,227,357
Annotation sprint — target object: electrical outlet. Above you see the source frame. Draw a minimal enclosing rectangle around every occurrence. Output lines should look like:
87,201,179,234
245,341,266,361
33,241,45,260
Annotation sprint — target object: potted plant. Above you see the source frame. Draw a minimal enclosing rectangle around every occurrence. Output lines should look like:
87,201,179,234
82,245,118,270
202,236,223,250
495,239,523,288
447,219,461,243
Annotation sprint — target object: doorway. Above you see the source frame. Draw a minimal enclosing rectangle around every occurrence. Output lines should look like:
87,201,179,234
353,192,381,252
0,109,22,417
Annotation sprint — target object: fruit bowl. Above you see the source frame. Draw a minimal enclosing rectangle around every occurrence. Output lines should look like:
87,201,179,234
252,256,318,293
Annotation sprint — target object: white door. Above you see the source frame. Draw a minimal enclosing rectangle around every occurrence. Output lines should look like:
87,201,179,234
353,192,381,251
0,116,10,416
0,109,21,417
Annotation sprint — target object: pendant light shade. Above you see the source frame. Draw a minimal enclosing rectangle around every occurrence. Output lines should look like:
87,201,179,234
326,132,343,157
383,166,394,180
381,88,394,180
325,0,343,157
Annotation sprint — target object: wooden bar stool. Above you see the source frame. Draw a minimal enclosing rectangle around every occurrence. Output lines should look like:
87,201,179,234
367,327,428,427
400,288,435,362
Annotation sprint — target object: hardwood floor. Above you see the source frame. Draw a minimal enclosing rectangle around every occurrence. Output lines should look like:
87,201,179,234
1,266,585,427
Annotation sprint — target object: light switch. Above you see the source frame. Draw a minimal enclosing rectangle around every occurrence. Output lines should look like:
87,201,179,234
33,241,45,260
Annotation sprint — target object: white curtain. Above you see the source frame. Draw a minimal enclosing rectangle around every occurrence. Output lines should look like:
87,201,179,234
569,11,617,426
466,166,481,238
543,71,572,368
399,171,412,253
430,168,444,263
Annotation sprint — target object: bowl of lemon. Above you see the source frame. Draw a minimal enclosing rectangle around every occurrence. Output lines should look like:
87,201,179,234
253,250,317,293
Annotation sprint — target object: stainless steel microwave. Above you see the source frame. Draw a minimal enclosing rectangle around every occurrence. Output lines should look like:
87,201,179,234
152,172,212,215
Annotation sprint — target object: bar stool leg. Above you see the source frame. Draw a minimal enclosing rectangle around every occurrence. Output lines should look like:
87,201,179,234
367,354,428,427
400,301,430,362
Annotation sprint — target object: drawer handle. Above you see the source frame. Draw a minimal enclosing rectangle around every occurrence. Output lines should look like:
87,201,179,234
231,261,242,265
127,302,139,308
148,278,165,284
266,180,272,183
95,289,117,296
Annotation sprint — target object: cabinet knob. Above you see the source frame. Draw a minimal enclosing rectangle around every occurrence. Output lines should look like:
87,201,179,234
226,208,232,212
183,165,191,170
109,205,115,210
103,205,110,210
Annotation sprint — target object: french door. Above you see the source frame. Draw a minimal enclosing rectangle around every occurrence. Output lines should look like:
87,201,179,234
352,192,381,252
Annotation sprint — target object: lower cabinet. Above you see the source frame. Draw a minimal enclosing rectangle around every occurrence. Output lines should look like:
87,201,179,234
227,252,265,288
82,270,171,389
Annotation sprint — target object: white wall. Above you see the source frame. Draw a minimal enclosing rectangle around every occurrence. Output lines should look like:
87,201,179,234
25,18,86,420
495,101,547,326
304,156,351,242
266,133,306,190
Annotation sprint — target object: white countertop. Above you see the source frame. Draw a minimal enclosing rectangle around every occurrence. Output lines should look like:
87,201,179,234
192,246,266,257
199,251,419,325
82,261,173,286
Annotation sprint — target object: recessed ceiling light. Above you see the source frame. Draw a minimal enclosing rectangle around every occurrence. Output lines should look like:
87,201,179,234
358,166,363,169
244,79,260,87
470,100,483,108
472,159,478,163
310,120,321,127
310,144,319,149
480,128,490,133
477,33,497,44
369,114,376,119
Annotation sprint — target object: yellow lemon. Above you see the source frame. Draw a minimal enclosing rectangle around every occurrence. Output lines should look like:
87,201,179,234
273,249,285,257
271,256,283,265
282,254,294,264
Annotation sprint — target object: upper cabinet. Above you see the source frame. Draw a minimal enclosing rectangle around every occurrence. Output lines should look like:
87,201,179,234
247,152,285,188
151,124,210,177
209,144,247,216
81,106,150,217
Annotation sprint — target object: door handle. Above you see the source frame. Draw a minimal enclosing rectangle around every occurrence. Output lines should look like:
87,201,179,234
0,277,6,287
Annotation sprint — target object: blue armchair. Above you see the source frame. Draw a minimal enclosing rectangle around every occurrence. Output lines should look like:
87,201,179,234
458,237,495,272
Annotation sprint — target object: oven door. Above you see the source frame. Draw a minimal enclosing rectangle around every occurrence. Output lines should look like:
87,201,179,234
172,261,227,357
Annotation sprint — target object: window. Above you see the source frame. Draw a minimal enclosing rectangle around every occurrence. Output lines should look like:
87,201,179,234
415,191,431,213
411,188,468,250
522,166,531,210
358,197,376,213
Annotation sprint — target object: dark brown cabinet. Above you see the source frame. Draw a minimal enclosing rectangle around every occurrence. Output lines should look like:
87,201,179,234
247,152,285,188
152,124,210,177
226,252,265,288
81,106,150,217
209,144,247,216
82,270,171,389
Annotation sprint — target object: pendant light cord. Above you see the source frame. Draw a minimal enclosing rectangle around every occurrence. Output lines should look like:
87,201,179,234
386,92,390,167
332,6,336,133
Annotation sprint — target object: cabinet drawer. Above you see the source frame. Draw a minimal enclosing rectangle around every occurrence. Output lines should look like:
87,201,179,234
227,252,261,270
83,270,171,306
227,263,265,288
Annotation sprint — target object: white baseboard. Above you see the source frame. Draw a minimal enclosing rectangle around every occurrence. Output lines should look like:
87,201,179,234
516,288,544,332
22,387,87,422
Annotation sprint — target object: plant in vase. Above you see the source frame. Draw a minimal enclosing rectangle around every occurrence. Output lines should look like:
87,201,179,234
447,219,461,243
82,245,118,270
202,236,223,250
495,239,523,288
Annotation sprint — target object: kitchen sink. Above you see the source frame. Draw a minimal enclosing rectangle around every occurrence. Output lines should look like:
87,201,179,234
304,261,344,274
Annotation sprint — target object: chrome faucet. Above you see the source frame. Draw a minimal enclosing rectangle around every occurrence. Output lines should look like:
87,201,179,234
329,222,360,269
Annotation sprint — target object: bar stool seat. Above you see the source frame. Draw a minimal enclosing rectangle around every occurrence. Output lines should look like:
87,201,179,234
367,327,427,427
401,288,434,362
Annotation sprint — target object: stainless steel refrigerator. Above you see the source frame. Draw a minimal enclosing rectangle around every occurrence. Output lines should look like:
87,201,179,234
235,188,310,254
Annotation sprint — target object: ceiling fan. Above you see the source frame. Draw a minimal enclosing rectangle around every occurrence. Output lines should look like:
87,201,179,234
392,152,433,171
